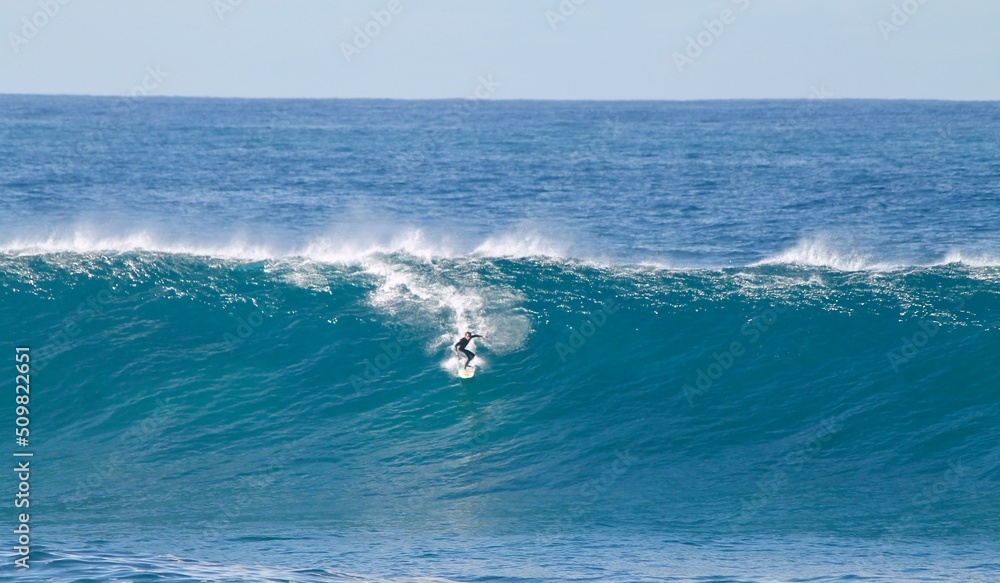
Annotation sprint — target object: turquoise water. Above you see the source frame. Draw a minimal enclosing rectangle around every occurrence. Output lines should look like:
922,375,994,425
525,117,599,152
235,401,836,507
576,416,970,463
1,96,998,581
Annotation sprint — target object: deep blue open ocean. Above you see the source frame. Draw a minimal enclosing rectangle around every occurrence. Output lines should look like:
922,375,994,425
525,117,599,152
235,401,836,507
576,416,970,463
1,95,998,582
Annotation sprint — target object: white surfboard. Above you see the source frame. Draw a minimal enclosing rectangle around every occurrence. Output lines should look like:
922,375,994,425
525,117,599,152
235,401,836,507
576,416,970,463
458,363,477,379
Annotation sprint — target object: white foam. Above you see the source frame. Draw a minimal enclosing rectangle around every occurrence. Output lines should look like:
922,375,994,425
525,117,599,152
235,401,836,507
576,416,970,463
6,225,996,273
0,224,575,264
754,238,1000,272
753,238,899,272
299,229,453,264
0,229,278,261
938,250,1000,268
440,352,488,377
473,231,569,259
277,259,332,292
362,257,531,356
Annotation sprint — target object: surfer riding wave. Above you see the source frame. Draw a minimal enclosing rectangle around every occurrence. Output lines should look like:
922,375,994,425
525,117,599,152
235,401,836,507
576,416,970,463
455,331,486,369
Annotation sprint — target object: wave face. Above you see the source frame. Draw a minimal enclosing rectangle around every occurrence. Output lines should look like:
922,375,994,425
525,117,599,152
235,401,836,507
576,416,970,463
3,252,998,537
2,96,1000,581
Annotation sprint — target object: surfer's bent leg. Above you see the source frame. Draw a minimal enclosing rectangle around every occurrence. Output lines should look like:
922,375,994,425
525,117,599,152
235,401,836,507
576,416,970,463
460,348,474,367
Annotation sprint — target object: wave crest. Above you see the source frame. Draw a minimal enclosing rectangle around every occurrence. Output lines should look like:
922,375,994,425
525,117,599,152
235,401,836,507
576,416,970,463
0,225,573,264
753,239,895,271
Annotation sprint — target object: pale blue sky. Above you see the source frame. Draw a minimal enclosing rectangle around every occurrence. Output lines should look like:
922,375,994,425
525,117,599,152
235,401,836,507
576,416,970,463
2,0,998,100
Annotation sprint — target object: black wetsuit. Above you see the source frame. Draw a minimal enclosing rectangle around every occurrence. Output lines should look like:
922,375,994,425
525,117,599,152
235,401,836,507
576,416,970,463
455,335,482,367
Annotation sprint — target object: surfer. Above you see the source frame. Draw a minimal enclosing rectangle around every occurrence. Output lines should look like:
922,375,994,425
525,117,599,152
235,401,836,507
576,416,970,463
454,332,486,369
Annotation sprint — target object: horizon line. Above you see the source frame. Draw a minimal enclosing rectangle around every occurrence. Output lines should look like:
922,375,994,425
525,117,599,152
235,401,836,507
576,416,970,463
2,92,999,104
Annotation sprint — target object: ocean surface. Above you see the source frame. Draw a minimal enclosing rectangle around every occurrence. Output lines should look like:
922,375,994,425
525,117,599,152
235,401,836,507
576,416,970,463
1,95,998,582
